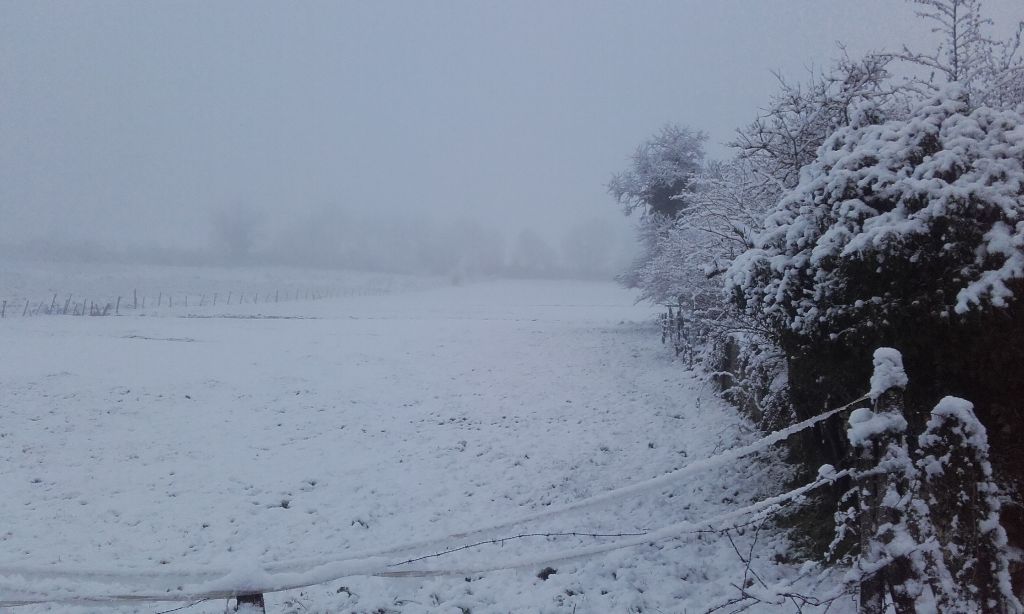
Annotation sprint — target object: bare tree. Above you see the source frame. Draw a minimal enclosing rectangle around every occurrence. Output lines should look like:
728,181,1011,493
879,0,1024,108
732,54,904,192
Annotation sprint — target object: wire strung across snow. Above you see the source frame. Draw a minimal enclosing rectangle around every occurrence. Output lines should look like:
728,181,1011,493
0,395,867,608
376,469,852,579
269,391,869,572
387,531,650,567
0,470,851,608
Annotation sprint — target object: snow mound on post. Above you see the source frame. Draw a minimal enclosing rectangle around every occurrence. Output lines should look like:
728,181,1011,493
919,396,992,477
869,347,908,401
923,396,987,447
847,406,908,447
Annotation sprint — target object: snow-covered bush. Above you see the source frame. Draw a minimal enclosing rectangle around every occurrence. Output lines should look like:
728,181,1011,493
622,215,706,304
611,59,907,434
704,331,790,430
728,86,1024,339
613,146,784,419
725,89,1024,555
608,0,1024,594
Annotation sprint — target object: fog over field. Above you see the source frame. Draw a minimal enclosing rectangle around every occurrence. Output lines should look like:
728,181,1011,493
3,1,1020,276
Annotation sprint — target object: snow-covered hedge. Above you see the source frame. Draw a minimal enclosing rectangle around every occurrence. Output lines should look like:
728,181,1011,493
726,86,1024,338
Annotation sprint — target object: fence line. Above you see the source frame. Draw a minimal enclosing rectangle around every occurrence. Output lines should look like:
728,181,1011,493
0,470,850,608
0,284,404,319
0,394,869,609
0,393,868,588
4,349,1007,612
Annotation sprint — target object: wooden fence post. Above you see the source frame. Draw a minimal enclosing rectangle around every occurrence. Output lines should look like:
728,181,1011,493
134,288,138,310
1,300,5,318
918,397,1021,612
675,306,685,358
849,348,917,613
661,309,669,345
116,296,121,315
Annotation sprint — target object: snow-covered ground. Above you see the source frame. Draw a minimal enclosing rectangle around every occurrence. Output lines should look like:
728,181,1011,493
0,275,836,613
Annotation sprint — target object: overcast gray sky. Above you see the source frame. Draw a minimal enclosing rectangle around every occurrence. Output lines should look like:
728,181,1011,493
2,0,1022,254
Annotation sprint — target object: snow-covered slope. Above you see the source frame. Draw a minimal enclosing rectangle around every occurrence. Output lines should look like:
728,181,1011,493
0,278,825,613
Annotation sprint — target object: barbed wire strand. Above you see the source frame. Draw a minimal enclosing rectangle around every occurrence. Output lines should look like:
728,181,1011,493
388,530,650,567
155,598,211,614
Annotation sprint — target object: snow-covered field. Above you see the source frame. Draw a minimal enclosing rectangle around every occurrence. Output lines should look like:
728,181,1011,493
0,273,828,613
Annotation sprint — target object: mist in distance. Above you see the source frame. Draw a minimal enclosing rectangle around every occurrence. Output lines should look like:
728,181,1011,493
2,0,1022,279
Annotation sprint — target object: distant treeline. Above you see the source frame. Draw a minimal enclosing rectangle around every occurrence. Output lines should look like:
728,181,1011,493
0,213,636,281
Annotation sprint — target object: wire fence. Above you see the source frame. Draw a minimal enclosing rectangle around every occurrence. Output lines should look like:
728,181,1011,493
0,393,871,611
0,281,402,319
